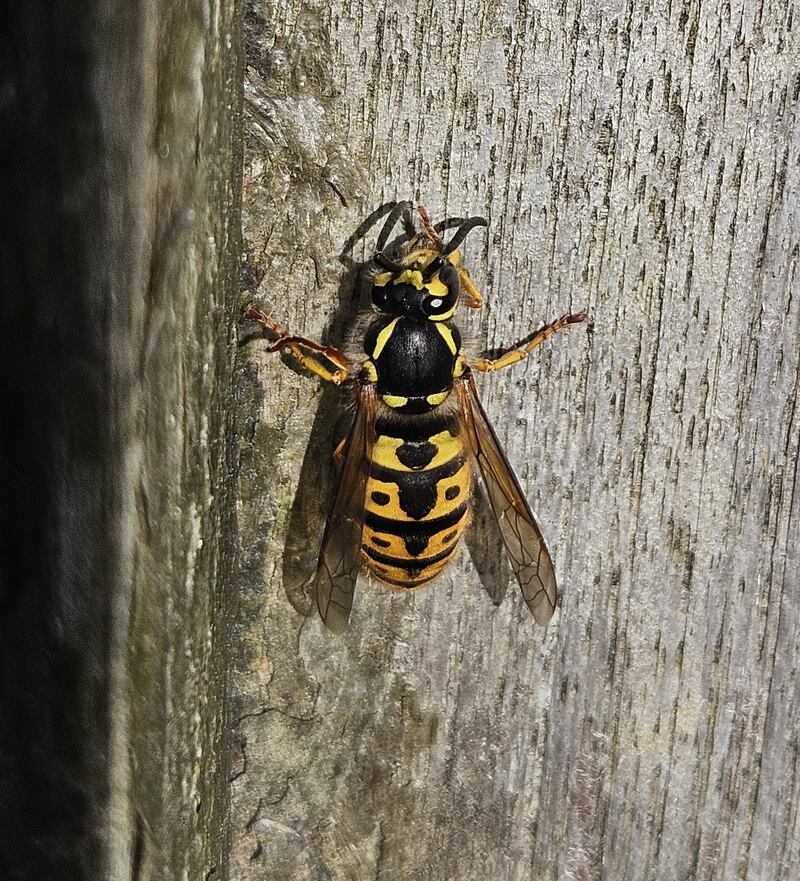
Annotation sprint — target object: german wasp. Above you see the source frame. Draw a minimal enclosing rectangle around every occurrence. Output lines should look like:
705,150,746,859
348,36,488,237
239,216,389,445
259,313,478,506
244,202,586,632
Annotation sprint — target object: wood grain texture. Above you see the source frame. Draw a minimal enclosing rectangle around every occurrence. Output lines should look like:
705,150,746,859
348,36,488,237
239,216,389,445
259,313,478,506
235,1,799,878
1,2,241,879
116,2,243,878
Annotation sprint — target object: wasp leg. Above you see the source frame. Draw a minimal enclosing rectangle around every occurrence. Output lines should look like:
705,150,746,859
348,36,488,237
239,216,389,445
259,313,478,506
393,206,441,257
455,264,483,308
415,206,444,248
244,304,353,385
473,310,587,373
332,437,346,465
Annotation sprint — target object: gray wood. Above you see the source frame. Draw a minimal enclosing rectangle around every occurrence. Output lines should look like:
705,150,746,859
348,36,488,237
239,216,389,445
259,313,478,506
235,1,799,879
0,2,241,879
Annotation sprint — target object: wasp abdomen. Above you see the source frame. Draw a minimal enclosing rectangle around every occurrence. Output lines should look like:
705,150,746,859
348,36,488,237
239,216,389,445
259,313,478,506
361,411,471,589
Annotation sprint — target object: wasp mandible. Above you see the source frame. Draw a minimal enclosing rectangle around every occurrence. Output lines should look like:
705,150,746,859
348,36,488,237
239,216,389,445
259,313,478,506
244,202,586,632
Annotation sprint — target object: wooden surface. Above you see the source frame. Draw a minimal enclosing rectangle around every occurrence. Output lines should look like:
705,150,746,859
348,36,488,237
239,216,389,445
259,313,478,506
1,3,241,879
235,1,799,878
118,2,242,879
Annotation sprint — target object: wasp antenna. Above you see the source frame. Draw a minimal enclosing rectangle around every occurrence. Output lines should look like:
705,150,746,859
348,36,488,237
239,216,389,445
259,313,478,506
433,217,467,234
422,257,444,281
441,216,489,257
373,252,405,273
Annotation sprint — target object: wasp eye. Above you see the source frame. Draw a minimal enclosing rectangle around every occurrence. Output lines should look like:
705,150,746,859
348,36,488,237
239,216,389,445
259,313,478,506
371,286,389,311
429,298,443,309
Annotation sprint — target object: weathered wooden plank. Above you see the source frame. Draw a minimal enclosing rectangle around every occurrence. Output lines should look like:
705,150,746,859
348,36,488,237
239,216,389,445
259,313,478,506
235,1,799,878
0,2,241,879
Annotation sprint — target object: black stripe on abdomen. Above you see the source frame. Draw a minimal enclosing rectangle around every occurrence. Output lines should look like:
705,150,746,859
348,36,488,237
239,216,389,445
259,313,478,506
369,455,467,520
363,544,454,571
374,412,460,442
365,502,469,537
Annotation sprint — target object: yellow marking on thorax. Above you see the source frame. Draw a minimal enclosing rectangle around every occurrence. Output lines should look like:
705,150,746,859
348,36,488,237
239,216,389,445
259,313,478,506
372,318,400,359
380,393,409,408
361,359,378,382
434,323,458,355
426,390,450,406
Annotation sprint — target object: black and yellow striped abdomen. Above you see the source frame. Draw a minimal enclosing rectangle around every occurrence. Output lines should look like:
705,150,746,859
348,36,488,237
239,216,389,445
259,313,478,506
362,411,471,588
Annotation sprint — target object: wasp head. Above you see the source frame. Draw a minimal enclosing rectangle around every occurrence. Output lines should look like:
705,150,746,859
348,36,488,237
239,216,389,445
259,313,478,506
371,256,460,320
368,212,487,320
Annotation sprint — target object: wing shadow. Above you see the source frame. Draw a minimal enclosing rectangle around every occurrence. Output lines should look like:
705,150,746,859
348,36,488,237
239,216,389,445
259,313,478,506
281,203,414,616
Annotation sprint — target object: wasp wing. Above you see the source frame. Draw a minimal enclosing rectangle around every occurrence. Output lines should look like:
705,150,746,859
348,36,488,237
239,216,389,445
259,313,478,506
456,372,558,624
314,383,376,633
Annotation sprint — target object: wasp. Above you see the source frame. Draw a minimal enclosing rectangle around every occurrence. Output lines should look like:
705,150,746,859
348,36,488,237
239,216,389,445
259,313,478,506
244,202,586,632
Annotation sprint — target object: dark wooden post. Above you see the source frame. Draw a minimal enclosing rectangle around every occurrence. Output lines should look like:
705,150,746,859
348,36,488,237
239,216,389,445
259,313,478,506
0,2,241,878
